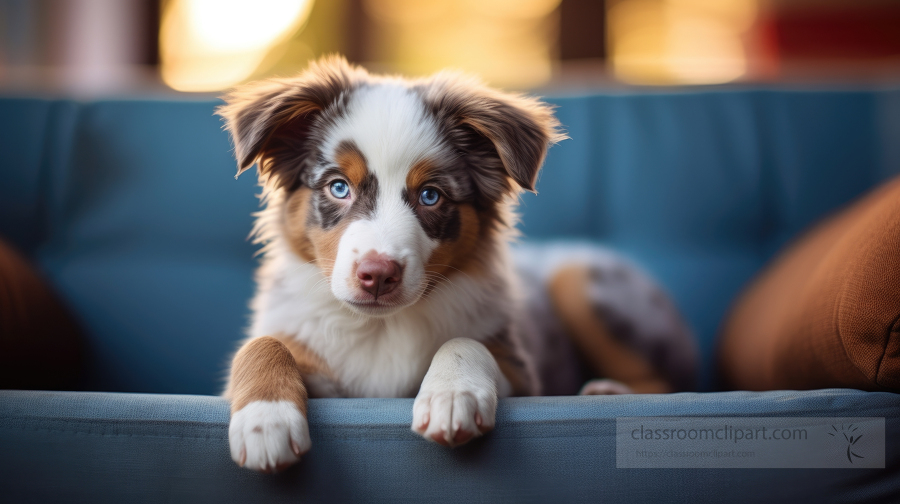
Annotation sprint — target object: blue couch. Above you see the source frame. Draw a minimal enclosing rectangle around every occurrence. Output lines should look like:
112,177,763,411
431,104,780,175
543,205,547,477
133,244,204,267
1,88,899,502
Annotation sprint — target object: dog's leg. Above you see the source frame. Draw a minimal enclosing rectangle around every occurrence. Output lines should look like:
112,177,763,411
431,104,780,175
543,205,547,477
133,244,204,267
548,264,672,394
483,329,540,396
279,338,344,399
412,338,511,447
225,336,311,472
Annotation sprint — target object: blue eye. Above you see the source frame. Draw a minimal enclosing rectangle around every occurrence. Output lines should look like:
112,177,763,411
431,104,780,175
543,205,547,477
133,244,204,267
330,180,350,199
419,188,440,206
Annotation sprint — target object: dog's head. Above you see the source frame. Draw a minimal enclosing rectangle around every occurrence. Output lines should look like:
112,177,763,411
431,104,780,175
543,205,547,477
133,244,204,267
219,56,563,316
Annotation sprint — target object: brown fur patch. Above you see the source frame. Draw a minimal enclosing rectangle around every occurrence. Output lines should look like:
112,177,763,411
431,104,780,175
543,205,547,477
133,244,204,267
425,204,481,278
306,222,348,277
284,188,316,263
406,159,437,191
283,186,351,276
226,336,309,415
548,265,672,394
335,142,369,187
278,337,341,397
279,338,335,379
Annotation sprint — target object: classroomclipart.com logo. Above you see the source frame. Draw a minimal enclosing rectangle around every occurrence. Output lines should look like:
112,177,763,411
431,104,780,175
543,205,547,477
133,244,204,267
830,423,866,464
616,417,885,468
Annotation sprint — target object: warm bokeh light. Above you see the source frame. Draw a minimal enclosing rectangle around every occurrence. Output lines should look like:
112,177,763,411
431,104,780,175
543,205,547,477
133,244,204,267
161,0,314,92
363,0,561,89
608,0,758,85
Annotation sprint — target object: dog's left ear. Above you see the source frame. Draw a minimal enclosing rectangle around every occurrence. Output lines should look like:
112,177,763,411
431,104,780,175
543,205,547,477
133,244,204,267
216,56,365,188
418,73,565,193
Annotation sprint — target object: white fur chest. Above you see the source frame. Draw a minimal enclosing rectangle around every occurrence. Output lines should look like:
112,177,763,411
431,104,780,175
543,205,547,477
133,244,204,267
248,249,509,398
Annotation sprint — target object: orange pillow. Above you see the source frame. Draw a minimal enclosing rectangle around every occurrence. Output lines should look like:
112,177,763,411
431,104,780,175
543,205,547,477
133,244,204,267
0,238,85,389
719,177,900,392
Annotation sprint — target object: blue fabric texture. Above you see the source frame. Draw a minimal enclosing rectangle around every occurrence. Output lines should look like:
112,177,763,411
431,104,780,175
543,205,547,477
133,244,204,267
521,89,899,387
30,100,259,394
2,389,898,503
0,98,55,256
1,89,899,502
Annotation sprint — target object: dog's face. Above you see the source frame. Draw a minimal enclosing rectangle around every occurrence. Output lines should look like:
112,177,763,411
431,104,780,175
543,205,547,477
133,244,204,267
219,57,562,316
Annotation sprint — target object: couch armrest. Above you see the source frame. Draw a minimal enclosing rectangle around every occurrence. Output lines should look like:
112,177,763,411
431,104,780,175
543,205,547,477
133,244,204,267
1,390,897,503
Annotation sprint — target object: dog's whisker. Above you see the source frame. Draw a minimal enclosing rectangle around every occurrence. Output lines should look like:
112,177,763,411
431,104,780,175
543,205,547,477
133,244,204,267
311,279,333,292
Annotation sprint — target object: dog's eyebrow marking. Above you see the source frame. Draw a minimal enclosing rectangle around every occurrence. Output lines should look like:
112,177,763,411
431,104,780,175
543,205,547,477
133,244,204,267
404,157,469,207
334,140,369,187
406,158,439,191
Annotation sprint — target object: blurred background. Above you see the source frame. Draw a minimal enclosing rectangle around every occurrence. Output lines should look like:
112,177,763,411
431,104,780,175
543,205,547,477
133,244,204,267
0,0,899,94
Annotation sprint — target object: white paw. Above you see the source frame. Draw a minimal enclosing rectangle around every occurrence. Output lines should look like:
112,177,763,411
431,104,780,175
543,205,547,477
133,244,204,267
412,381,497,447
229,400,311,472
579,379,634,395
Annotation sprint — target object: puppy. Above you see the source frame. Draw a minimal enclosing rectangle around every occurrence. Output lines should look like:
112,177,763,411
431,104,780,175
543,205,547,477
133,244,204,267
218,56,696,472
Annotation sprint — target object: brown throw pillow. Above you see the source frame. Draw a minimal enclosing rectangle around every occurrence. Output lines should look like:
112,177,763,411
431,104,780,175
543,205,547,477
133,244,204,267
0,238,85,390
719,176,900,392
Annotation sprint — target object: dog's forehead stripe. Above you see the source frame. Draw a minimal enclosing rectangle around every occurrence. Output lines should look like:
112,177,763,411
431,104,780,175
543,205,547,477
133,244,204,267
315,81,469,252
406,159,436,191
324,83,446,182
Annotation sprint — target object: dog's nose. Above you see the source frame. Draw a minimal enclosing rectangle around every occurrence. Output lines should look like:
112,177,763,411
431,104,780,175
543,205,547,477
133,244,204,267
356,255,402,299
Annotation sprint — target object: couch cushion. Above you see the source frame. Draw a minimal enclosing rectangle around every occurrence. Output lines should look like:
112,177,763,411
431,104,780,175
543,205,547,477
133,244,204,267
0,99,55,254
2,390,898,503
719,176,900,391
524,89,894,389
36,100,259,394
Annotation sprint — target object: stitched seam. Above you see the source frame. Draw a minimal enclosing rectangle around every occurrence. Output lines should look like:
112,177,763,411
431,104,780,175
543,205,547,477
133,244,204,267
874,311,900,387
833,222,889,385
0,416,223,426
833,260,855,381
0,424,606,441
0,424,224,440
863,205,900,388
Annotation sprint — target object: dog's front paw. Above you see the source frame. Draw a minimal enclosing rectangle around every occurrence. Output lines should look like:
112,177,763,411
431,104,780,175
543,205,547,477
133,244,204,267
229,400,311,472
579,378,634,395
412,382,497,448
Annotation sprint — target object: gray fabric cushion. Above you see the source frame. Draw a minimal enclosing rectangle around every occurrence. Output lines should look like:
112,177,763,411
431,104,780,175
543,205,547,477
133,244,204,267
2,389,898,503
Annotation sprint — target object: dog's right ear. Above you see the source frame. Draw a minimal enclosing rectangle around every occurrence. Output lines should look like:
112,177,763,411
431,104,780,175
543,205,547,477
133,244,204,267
217,56,365,188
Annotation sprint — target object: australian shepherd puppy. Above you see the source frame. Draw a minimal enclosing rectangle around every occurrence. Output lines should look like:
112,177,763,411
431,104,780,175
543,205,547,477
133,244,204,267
219,56,696,472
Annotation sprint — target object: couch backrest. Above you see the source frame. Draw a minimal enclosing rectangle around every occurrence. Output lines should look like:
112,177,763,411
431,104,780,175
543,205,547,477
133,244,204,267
1,99,259,394
0,99,58,256
522,88,900,388
1,88,898,393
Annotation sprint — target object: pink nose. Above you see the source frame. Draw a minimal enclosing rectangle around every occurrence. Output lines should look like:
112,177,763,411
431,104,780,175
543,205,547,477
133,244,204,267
356,254,402,299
